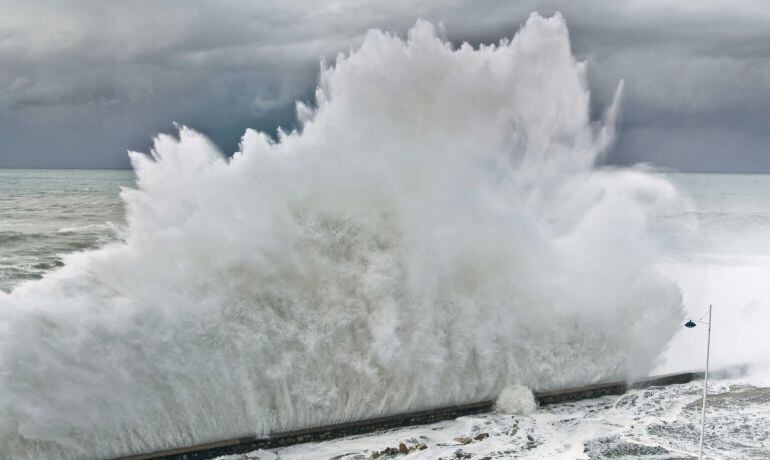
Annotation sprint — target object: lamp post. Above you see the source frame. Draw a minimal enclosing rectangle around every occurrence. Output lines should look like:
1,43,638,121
684,304,712,460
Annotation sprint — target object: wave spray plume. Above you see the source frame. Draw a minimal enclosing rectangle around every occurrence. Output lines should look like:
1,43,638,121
0,13,682,459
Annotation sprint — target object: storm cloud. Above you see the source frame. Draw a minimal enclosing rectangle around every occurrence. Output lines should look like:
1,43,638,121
1,0,769,171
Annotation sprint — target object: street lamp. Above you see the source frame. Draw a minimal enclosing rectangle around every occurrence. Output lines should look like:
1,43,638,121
684,305,712,460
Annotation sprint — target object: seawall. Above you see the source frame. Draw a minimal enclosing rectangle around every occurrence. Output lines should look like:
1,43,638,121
117,370,717,460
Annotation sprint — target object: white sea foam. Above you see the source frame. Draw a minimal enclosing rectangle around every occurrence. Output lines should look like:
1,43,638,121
0,14,683,458
252,378,770,459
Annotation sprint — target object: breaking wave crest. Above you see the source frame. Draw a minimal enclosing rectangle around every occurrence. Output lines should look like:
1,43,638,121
0,14,682,459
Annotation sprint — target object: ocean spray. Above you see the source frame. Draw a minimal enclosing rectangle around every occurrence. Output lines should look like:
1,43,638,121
0,14,683,458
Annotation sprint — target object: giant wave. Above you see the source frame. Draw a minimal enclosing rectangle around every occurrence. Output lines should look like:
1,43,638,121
0,14,683,459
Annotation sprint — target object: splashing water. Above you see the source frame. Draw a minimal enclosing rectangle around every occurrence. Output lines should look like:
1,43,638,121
0,13,683,459
496,384,536,415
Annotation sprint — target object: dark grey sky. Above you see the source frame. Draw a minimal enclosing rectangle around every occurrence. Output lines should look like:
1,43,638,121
1,1,769,172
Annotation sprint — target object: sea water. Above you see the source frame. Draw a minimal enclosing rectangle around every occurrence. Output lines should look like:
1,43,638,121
0,169,134,293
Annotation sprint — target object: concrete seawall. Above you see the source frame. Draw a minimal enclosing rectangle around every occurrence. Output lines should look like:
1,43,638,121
118,371,706,460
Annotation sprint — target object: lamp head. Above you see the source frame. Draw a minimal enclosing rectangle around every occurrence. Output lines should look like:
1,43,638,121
684,320,697,328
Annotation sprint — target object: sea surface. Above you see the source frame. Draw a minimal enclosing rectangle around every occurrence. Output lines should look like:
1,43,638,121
2,169,770,459
0,168,134,292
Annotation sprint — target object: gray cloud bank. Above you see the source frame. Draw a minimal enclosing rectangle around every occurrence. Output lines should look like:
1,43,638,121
1,0,769,171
